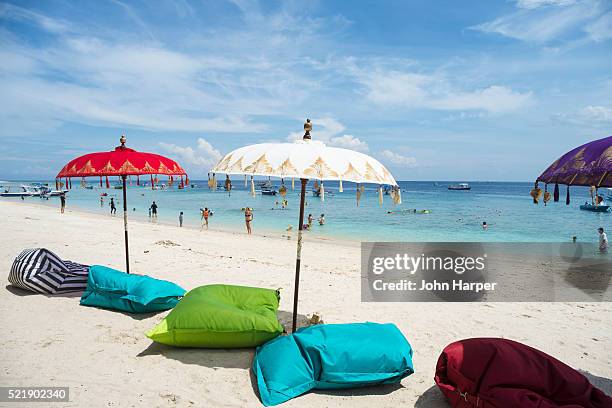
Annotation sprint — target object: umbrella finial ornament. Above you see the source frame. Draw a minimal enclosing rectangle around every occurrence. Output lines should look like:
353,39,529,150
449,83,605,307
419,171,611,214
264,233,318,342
120,133,126,148
303,118,312,140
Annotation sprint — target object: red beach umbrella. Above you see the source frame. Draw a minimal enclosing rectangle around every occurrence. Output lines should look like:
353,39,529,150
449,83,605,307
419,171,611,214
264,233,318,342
56,134,188,273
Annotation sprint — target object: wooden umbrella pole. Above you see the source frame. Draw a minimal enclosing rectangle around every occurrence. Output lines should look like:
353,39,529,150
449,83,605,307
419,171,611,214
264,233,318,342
292,178,308,332
122,175,130,274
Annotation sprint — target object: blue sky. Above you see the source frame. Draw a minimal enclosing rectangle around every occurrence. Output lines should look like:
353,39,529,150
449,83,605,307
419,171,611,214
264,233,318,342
0,0,610,181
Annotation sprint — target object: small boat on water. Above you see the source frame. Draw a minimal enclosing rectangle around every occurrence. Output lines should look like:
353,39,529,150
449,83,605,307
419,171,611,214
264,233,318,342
261,188,277,196
579,204,610,212
1,185,42,197
448,183,471,191
43,189,68,197
257,180,273,189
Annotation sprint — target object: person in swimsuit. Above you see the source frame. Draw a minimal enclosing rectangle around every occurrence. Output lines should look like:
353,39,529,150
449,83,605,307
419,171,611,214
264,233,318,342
110,198,116,215
599,227,608,253
308,214,314,228
201,207,210,230
150,201,158,219
60,193,66,214
179,211,184,227
318,213,325,225
245,207,253,235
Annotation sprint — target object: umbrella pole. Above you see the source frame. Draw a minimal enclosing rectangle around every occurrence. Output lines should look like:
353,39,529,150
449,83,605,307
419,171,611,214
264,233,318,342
122,175,130,274
292,178,308,333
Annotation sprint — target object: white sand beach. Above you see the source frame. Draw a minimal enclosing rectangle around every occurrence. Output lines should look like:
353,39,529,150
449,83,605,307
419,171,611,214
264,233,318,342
1,200,611,407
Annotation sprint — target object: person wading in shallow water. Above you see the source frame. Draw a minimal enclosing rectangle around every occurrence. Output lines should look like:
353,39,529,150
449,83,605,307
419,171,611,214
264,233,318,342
598,227,608,253
201,207,210,230
244,207,253,235
109,198,116,215
179,211,184,227
150,201,158,220
60,193,66,214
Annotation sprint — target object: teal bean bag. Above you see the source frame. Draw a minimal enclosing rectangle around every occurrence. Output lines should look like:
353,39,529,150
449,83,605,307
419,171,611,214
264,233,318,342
253,322,414,406
80,265,185,313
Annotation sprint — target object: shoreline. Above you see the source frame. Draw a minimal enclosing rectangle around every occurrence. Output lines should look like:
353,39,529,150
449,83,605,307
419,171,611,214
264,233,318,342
1,200,361,250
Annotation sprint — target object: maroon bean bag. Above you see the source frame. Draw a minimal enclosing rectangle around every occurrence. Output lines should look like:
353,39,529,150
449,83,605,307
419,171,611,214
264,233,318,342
435,338,611,408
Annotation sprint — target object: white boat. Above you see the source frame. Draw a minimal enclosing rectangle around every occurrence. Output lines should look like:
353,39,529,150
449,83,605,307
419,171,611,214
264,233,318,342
1,185,42,197
448,183,471,191
44,189,68,197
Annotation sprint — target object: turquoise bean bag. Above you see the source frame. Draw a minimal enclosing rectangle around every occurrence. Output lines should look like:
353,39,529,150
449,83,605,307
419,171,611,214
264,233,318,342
80,265,185,313
253,322,414,406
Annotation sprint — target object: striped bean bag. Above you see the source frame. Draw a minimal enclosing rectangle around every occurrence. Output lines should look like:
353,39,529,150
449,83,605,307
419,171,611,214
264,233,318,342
9,248,90,294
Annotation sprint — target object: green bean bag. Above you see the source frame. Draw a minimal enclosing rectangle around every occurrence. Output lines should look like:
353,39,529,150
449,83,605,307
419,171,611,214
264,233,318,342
253,322,414,406
146,284,283,348
80,265,185,313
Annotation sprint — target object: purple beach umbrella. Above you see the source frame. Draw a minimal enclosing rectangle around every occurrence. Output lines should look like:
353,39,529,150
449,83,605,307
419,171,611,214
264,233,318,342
534,136,611,205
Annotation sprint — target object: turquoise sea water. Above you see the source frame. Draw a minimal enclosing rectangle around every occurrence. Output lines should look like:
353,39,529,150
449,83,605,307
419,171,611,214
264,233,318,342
2,180,610,242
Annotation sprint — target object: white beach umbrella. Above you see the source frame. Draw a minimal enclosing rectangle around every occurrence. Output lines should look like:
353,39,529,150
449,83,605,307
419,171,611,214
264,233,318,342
211,120,399,332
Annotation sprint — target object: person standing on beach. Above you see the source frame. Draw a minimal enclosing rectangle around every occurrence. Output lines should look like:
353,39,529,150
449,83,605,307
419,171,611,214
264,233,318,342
179,211,184,227
598,227,608,253
245,207,253,235
201,207,210,230
60,193,66,214
150,201,158,219
109,198,116,215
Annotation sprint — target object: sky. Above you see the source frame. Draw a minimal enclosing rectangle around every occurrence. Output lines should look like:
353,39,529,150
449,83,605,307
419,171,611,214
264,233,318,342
0,0,610,181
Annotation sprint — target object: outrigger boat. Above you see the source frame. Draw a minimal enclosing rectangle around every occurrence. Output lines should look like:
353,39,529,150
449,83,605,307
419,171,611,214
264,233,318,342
1,185,42,197
579,204,610,212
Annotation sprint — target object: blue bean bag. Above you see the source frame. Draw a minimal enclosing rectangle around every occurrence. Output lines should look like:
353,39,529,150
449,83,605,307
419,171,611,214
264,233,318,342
80,265,186,313
253,322,414,406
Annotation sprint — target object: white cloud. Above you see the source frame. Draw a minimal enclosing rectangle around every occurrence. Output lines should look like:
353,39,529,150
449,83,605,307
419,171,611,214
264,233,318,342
0,3,70,34
0,3,332,136
348,63,532,113
472,0,607,45
378,150,417,168
516,0,577,10
578,105,612,122
552,105,612,126
585,12,612,42
328,135,369,152
159,137,222,173
432,86,533,113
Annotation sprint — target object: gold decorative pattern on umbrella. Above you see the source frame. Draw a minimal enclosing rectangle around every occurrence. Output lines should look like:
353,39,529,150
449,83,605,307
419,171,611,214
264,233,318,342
214,154,233,172
342,163,363,181
243,154,274,174
227,157,245,173
364,162,383,183
303,157,339,179
141,161,156,173
77,160,96,174
157,161,170,174
118,160,140,174
276,158,299,177
101,161,117,173
381,167,394,184
592,146,612,169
